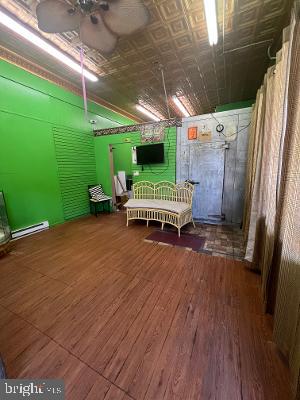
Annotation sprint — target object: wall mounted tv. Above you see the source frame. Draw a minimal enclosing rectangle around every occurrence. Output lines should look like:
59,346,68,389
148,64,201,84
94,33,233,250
136,143,164,165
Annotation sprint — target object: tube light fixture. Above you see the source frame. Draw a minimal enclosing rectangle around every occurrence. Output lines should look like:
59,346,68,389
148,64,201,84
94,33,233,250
203,0,218,46
172,96,190,117
136,104,161,122
0,9,98,82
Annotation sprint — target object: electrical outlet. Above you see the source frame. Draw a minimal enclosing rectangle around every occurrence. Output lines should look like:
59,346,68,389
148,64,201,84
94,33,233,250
133,171,139,176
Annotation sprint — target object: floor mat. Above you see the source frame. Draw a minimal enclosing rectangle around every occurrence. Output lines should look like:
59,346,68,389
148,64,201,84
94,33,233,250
145,230,206,251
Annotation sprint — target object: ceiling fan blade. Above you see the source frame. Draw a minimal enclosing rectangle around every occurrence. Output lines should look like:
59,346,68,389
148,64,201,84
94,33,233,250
36,0,81,33
102,0,149,36
80,12,117,54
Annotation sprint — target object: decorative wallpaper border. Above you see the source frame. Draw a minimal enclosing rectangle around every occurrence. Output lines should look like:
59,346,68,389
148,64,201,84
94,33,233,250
93,118,182,136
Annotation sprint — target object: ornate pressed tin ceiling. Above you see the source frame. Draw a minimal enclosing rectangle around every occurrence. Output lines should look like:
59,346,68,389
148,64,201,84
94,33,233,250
0,0,293,121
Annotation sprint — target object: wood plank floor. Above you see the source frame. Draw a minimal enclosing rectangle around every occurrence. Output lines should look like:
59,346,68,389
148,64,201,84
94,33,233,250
0,214,291,399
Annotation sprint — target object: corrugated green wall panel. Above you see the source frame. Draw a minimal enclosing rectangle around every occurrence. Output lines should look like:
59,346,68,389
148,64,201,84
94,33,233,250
52,127,96,220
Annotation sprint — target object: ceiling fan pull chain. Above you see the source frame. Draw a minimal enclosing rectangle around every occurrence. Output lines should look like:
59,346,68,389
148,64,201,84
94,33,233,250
80,47,88,120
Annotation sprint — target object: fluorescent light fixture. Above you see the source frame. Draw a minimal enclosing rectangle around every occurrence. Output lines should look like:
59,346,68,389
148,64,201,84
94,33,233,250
0,9,98,82
203,0,218,46
172,96,190,117
136,105,160,122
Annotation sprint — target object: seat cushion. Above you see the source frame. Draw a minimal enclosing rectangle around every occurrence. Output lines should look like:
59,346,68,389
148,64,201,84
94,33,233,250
90,195,111,202
124,199,190,214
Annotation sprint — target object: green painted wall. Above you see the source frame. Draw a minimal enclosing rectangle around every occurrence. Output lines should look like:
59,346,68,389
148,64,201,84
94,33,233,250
94,127,176,196
131,127,176,183
216,100,254,112
94,133,132,196
0,117,64,230
0,59,135,230
112,142,133,176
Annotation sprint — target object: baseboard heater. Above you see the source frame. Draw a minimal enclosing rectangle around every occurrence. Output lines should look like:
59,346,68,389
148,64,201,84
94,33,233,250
12,221,49,240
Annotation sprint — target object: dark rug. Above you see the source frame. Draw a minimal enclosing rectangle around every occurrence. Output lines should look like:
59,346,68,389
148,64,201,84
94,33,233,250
0,356,7,378
145,230,206,251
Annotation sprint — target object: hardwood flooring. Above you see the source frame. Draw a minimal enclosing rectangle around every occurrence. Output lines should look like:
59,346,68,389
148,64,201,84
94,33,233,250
0,214,291,399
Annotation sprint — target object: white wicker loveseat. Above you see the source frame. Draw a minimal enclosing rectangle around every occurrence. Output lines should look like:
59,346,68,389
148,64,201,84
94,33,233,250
124,181,195,237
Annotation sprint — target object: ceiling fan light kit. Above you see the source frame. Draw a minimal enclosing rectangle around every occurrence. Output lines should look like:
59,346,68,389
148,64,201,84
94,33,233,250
1,0,219,119
36,0,150,53
0,9,98,82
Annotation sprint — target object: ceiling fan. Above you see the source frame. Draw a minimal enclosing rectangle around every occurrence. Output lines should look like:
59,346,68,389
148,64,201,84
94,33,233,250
36,0,150,54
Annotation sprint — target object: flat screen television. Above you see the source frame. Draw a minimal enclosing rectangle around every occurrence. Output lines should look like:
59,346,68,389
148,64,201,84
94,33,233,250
136,143,164,165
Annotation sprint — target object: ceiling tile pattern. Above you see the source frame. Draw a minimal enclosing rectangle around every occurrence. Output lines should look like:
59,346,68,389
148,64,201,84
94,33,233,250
0,0,293,120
